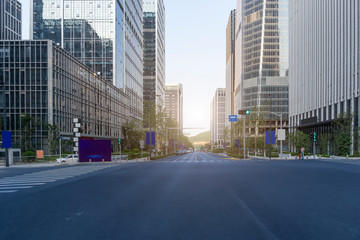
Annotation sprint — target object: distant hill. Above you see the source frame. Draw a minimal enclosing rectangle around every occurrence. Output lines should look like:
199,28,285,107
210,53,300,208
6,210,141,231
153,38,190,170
189,131,210,144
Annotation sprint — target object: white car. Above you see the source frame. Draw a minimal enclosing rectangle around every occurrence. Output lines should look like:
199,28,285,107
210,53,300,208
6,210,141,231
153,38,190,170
56,154,79,163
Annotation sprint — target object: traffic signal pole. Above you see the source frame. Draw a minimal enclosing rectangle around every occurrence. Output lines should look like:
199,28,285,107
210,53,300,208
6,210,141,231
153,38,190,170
313,141,315,159
243,117,246,160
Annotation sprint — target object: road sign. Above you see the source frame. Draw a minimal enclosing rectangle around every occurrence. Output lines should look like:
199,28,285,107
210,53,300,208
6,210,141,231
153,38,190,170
2,131,12,148
229,115,238,122
278,129,286,141
140,140,145,149
61,137,71,140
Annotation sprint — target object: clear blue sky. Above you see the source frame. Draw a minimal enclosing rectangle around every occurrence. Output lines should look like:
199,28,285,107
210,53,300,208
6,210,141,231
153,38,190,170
20,0,236,136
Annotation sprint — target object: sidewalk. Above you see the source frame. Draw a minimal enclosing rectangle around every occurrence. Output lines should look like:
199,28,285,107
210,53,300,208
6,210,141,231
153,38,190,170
0,157,150,169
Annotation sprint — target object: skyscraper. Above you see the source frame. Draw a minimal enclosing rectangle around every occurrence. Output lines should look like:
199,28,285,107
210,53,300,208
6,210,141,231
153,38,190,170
0,0,22,40
289,0,360,154
31,0,144,121
143,0,165,108
235,0,289,119
165,84,183,131
210,88,226,148
225,9,236,129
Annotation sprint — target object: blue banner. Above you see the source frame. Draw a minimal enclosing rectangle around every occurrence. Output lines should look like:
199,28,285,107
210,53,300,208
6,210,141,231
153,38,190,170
2,131,12,148
266,131,276,144
146,132,155,146
235,139,240,147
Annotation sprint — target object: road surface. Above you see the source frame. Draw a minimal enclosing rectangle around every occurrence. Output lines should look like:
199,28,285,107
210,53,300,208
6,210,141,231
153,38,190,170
0,152,360,240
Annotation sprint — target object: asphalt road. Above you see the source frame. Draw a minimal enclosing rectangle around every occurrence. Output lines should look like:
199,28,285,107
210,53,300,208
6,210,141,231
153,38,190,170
1,152,360,240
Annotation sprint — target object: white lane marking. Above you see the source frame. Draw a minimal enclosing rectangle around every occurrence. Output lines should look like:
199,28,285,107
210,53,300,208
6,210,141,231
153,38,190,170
0,165,115,194
0,183,45,186
0,190,18,193
0,186,33,190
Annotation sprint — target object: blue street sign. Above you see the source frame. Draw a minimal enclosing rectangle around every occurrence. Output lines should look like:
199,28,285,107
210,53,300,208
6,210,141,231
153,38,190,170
146,132,156,146
266,131,276,145
229,115,238,122
2,131,12,148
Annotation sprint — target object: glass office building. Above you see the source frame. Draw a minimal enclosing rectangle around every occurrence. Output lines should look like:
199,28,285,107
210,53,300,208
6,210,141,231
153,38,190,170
143,0,165,107
0,40,130,153
0,0,22,40
31,0,143,121
235,0,289,120
289,0,360,154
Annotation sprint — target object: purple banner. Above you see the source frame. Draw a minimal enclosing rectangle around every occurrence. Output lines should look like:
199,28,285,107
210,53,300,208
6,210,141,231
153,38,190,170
146,132,156,146
79,139,111,162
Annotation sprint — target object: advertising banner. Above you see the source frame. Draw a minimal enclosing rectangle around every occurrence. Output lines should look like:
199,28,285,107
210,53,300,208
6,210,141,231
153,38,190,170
79,139,111,162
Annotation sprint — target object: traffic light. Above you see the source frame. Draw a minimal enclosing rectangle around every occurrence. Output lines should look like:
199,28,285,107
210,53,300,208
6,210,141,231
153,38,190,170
118,138,121,145
238,110,251,115
313,132,317,142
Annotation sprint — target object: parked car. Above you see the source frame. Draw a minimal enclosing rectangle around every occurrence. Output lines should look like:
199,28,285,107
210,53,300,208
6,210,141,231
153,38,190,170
56,154,79,163
176,150,183,155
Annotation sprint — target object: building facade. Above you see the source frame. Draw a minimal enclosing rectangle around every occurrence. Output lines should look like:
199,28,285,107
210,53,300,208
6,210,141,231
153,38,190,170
0,0,22,40
225,10,236,128
289,0,360,154
143,0,165,108
31,0,143,121
235,0,289,120
165,84,183,131
0,40,129,153
210,88,226,148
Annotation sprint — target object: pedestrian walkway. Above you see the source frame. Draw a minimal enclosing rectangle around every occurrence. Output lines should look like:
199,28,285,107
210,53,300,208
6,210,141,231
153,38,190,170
0,164,116,194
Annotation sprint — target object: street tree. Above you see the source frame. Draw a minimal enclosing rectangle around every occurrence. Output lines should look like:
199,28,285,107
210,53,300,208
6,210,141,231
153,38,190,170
45,123,59,155
332,113,352,156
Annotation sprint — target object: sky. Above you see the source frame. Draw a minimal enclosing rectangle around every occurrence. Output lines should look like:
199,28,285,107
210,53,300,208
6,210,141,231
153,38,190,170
19,0,236,137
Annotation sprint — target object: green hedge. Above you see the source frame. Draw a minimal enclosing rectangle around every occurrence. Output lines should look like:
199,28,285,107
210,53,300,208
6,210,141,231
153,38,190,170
226,153,247,159
151,153,175,160
211,149,224,154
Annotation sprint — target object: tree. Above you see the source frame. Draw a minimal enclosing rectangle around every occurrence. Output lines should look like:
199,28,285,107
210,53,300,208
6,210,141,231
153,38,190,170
319,133,331,155
121,120,144,150
332,113,352,155
45,123,59,155
20,114,41,152
289,130,310,153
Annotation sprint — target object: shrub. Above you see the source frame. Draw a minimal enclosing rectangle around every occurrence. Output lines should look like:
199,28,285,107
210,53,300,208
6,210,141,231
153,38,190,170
212,149,224,153
22,151,36,162
22,151,36,157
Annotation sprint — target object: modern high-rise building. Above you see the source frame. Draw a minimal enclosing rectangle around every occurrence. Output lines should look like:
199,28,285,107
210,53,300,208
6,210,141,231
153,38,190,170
289,0,360,154
0,40,129,153
143,0,165,108
225,9,236,128
235,0,289,120
31,0,144,121
210,88,226,148
165,84,183,131
0,0,22,40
